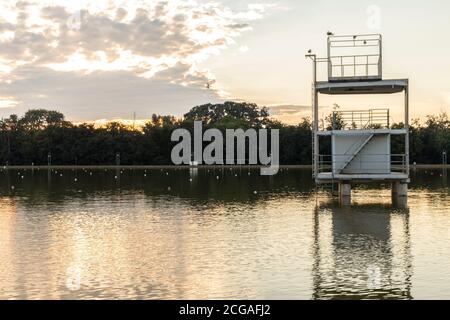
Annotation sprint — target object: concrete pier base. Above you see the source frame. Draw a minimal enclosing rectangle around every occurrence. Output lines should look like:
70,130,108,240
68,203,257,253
391,182,408,197
392,182,408,208
339,182,351,205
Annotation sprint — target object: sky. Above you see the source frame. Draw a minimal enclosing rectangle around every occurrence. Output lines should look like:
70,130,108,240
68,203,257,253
0,0,450,124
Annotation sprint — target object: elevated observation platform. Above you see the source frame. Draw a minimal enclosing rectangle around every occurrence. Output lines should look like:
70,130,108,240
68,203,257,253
316,79,408,95
317,128,407,136
316,172,409,183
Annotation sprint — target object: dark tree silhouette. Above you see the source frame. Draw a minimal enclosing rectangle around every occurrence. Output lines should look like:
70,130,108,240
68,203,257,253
0,103,448,165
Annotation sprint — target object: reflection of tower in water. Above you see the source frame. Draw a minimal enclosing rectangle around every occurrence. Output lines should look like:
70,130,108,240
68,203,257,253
312,203,412,299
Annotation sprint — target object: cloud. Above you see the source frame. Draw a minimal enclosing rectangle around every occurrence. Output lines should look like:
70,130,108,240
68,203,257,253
0,66,222,121
269,104,310,115
269,104,336,125
267,104,310,124
238,45,249,53
0,0,273,120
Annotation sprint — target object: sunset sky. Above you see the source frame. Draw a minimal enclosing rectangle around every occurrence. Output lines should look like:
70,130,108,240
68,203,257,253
0,0,450,124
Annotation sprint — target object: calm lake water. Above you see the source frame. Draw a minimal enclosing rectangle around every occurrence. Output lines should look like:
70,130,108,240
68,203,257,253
0,167,449,299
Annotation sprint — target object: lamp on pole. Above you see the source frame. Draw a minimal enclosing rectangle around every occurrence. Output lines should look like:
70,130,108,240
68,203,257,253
47,152,52,166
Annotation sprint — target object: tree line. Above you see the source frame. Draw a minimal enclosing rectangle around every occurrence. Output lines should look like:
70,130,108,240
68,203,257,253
0,102,448,165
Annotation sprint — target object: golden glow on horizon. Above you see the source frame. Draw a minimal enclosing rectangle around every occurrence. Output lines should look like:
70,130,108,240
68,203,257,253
0,97,19,109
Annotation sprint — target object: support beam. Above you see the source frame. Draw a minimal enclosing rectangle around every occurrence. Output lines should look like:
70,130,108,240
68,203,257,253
313,58,319,179
405,84,410,176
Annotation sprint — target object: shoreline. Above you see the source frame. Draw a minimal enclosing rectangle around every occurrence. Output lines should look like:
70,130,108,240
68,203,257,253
0,164,449,170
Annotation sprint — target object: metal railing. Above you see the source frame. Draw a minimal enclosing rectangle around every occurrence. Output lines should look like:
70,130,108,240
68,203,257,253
327,34,382,81
329,54,381,80
318,153,407,174
332,108,390,130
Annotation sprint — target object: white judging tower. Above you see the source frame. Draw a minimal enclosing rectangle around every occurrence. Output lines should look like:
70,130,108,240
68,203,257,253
306,34,409,205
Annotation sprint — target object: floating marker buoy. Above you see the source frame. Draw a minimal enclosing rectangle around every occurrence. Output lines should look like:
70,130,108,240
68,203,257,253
74,178,77,182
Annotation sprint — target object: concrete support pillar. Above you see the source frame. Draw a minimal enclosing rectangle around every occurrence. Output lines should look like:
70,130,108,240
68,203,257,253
392,182,408,208
392,182,408,197
339,182,351,205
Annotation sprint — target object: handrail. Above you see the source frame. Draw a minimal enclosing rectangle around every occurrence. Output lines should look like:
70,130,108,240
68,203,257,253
317,153,408,174
327,34,382,81
329,54,379,58
329,54,381,79
332,108,389,130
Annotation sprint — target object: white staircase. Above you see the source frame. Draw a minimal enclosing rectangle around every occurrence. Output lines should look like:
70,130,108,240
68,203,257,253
338,133,374,173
